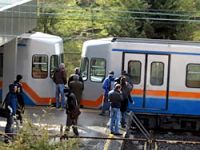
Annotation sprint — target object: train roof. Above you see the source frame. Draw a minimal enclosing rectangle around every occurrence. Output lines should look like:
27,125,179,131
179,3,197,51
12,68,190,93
84,37,200,48
84,37,113,46
19,32,63,43
111,37,200,46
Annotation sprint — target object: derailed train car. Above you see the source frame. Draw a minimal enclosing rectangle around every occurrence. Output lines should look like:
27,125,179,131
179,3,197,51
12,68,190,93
0,32,64,105
80,38,200,130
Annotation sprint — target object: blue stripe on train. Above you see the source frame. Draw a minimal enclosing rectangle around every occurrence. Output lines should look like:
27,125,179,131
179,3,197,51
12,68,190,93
22,92,36,106
128,96,200,116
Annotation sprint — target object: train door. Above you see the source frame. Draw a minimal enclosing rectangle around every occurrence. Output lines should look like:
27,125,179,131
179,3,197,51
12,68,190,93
124,53,169,110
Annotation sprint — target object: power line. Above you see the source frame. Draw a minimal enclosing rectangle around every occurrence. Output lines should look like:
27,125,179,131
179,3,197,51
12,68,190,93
0,2,197,18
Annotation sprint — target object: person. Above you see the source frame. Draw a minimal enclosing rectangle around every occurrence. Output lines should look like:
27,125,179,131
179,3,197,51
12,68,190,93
13,74,24,124
108,84,123,136
68,68,84,105
99,71,115,116
68,67,83,84
53,63,67,109
121,70,133,86
120,76,133,128
4,84,18,143
64,88,80,136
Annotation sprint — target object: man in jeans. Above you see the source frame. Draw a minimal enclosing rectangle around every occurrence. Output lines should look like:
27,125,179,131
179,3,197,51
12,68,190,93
108,84,123,136
53,63,67,109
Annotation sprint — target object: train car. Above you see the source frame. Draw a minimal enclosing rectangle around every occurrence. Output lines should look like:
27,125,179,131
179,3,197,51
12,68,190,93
80,38,200,130
0,32,64,105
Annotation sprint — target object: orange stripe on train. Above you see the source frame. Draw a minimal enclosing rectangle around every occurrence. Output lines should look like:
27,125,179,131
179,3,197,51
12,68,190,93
81,89,200,107
22,82,55,105
169,91,200,99
80,95,103,107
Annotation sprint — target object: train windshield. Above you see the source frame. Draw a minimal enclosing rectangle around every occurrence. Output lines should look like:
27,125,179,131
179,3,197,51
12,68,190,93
90,58,106,82
32,55,48,79
80,57,89,81
60,53,64,63
50,55,59,78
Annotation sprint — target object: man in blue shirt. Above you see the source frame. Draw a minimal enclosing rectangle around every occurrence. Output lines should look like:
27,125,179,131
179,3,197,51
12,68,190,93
4,84,18,143
99,71,114,116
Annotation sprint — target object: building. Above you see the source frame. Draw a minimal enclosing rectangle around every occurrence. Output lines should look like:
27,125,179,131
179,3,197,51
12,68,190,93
0,0,37,101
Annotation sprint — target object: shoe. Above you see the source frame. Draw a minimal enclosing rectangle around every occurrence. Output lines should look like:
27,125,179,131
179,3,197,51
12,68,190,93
110,131,115,134
4,139,11,144
121,125,126,128
99,113,105,116
114,133,122,136
74,133,79,137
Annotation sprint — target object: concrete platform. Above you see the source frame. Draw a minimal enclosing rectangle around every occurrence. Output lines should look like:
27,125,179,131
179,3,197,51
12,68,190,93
0,106,125,150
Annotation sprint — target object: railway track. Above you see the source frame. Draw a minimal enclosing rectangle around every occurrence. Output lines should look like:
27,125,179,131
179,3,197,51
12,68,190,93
121,129,200,150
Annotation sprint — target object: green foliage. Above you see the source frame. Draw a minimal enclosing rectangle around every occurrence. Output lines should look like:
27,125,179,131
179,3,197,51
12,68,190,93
0,117,78,150
35,0,200,72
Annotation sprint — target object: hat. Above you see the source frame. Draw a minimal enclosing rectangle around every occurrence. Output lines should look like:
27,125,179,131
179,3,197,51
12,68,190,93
109,71,114,75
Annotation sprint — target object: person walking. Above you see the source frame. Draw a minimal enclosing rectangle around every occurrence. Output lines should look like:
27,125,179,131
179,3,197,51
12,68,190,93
109,84,123,136
53,63,67,109
4,84,18,143
68,68,84,105
99,71,115,116
13,74,24,124
65,88,81,136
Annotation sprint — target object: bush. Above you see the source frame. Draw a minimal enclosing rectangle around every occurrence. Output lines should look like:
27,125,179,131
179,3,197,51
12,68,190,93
0,116,79,150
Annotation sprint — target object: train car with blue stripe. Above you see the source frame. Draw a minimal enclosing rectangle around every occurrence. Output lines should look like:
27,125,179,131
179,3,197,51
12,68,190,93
80,38,200,130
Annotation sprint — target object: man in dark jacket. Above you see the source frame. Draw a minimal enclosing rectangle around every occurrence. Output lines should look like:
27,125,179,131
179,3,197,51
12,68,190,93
68,67,83,84
53,63,67,109
120,76,133,128
13,74,24,124
68,68,84,105
64,88,80,136
4,84,18,143
109,84,123,136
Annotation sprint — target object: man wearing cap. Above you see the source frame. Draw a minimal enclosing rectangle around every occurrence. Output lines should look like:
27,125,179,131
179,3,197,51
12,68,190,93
99,71,115,116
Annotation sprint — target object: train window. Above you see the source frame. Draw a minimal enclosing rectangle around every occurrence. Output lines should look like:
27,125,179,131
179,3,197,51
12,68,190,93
150,62,164,85
50,55,59,78
186,64,200,88
128,61,141,84
60,53,64,63
32,55,48,79
90,58,106,82
80,57,89,81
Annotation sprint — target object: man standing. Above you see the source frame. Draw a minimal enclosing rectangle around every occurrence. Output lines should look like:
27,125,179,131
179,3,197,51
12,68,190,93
53,63,67,109
65,88,81,136
68,68,84,105
99,71,114,116
120,76,133,128
109,84,123,135
4,84,18,143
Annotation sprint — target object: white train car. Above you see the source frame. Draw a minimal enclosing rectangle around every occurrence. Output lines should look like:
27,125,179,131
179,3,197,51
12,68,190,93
80,38,200,129
0,32,64,105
